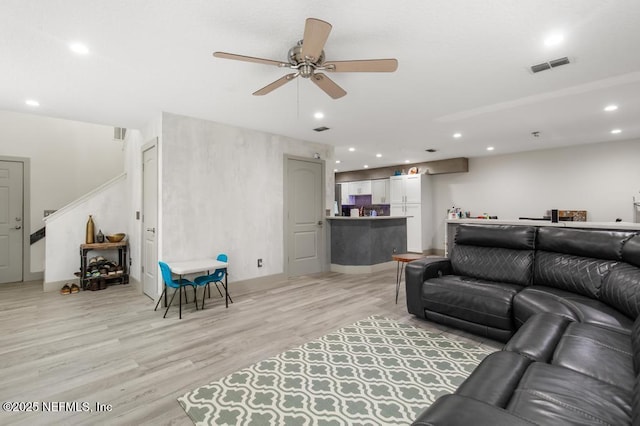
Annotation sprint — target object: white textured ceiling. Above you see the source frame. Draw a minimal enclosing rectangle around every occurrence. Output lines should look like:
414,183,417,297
1,0,639,172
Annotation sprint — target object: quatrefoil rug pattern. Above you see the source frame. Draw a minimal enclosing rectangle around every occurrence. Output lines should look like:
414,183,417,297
178,316,493,425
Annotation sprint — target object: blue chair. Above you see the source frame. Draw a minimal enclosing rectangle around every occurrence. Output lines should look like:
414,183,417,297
194,253,232,309
154,261,197,319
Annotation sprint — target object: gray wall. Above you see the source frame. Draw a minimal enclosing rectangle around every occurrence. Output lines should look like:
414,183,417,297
160,112,334,282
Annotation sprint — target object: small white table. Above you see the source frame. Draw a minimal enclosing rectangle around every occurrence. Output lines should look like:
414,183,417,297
165,259,230,317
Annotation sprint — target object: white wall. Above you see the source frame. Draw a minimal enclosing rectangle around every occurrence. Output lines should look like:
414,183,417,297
44,174,129,284
432,138,640,249
0,110,124,272
160,112,334,284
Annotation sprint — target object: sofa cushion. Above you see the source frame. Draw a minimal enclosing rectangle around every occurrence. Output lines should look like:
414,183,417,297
455,224,536,250
513,286,633,333
507,363,632,426
536,227,635,260
552,322,634,393
412,394,537,426
534,250,617,299
451,246,534,286
422,275,522,330
601,262,640,319
622,235,640,267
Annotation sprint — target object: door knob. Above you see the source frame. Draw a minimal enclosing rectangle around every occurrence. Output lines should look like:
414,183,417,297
317,221,323,226
146,227,156,233
14,225,22,230
15,217,22,222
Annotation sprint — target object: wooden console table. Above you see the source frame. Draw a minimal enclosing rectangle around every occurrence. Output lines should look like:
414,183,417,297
79,241,129,289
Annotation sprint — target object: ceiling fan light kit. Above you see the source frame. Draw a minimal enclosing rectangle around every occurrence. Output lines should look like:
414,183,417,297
213,18,398,99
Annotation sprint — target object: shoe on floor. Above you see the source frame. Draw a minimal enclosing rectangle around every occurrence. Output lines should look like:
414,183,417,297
70,283,80,294
60,284,71,295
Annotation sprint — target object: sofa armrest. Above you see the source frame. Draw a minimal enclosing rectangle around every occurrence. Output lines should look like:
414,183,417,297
405,257,452,318
456,351,532,407
503,312,572,362
412,394,536,426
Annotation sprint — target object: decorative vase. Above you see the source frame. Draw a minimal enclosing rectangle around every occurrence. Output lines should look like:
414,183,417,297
86,215,95,244
96,229,104,243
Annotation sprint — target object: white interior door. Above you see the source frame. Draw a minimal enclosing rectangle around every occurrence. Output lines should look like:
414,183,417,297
0,160,23,284
142,145,158,299
287,158,324,277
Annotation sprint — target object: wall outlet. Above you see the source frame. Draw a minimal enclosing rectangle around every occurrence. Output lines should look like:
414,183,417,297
257,258,263,268
392,247,397,253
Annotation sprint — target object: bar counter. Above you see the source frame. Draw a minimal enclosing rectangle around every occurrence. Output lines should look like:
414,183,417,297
326,216,408,273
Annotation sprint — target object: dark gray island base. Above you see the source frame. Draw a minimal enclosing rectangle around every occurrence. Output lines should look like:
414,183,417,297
327,217,407,273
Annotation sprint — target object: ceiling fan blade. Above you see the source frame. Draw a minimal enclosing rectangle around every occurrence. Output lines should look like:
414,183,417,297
311,73,346,99
253,73,298,96
324,59,398,72
213,52,288,67
300,18,332,62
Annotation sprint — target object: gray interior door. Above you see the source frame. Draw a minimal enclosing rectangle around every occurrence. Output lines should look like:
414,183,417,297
0,160,23,284
287,158,324,277
142,144,158,299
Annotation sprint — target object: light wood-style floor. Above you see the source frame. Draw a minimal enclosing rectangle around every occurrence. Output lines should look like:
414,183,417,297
0,269,501,425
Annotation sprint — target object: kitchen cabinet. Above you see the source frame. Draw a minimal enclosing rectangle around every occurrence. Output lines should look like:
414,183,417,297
390,175,421,203
390,174,433,253
348,180,372,196
340,183,351,205
371,179,390,204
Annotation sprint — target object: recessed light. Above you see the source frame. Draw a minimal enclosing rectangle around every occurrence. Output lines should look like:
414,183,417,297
405,160,410,163
376,153,382,158
335,160,341,164
544,33,564,47
487,146,495,151
348,147,355,152
333,169,338,172
25,99,40,107
363,165,369,169
611,129,622,134
69,42,89,55
453,133,462,138
314,112,324,119
604,105,618,112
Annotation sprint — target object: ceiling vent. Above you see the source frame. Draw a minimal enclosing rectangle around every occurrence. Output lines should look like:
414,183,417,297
530,57,571,74
113,127,127,141
425,148,437,153
313,126,330,132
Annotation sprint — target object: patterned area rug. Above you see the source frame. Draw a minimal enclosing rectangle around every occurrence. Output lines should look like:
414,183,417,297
178,316,493,425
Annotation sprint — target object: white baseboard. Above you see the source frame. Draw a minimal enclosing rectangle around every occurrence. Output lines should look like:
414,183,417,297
330,261,396,274
229,273,287,296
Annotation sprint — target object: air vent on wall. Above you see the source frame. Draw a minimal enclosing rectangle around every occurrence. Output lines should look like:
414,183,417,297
113,127,127,141
530,57,571,74
313,126,330,132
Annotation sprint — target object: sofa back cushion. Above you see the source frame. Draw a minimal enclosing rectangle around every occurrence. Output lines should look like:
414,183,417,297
623,235,640,268
536,227,634,260
451,225,536,286
534,251,617,298
601,262,640,320
533,228,635,299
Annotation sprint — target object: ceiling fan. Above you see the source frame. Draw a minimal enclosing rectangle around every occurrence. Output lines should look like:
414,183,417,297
213,18,398,99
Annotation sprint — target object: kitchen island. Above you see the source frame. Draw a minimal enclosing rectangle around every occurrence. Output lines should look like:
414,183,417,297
327,216,408,273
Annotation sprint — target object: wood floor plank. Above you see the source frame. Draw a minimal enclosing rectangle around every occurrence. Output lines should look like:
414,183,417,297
0,270,498,425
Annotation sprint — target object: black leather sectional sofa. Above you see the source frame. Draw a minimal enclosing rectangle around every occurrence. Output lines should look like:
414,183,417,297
405,224,640,425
